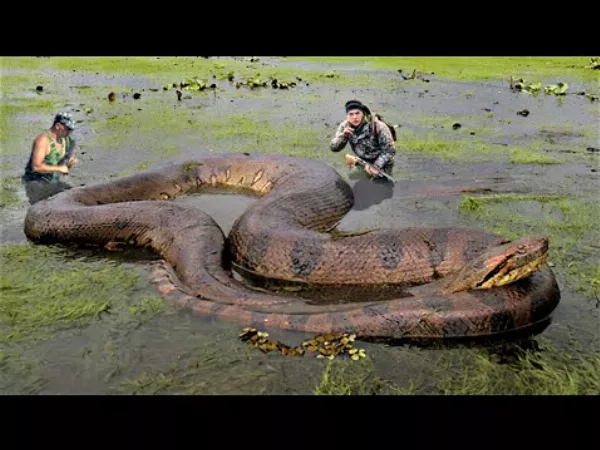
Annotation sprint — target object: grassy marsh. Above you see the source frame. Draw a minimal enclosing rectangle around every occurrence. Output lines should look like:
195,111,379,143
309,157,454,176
1,57,397,89
285,56,600,83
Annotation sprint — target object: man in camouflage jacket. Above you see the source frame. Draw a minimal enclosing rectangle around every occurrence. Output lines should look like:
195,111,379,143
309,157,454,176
330,99,396,177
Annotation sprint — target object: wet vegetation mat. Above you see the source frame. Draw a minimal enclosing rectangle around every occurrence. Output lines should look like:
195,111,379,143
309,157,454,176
1,56,598,394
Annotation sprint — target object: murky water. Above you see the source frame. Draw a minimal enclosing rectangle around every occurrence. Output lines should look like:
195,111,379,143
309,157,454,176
1,57,598,394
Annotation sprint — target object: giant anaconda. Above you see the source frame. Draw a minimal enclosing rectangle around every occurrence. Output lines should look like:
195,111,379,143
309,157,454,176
23,153,560,339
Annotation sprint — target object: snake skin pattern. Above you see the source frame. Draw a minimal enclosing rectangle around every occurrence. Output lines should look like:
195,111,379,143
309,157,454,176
23,153,561,339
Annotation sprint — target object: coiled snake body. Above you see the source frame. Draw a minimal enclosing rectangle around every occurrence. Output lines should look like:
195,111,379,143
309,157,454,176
23,153,560,339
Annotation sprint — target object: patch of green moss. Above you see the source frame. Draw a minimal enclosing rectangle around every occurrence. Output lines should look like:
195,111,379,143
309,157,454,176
0,243,153,342
509,146,562,164
0,175,21,207
0,71,55,98
1,99,57,116
396,129,496,161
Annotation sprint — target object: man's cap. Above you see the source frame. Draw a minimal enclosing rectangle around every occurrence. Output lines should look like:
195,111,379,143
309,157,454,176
345,100,371,116
54,111,76,130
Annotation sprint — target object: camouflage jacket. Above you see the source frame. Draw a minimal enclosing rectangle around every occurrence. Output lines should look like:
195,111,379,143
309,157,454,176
330,118,396,169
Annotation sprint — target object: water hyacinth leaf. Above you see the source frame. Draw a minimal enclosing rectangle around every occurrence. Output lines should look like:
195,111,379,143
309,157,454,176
528,82,542,92
248,76,264,88
238,327,366,360
511,77,542,95
555,82,568,95
240,327,256,334
544,83,568,96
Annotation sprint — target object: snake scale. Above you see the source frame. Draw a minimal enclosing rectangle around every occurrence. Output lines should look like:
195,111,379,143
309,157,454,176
23,153,560,340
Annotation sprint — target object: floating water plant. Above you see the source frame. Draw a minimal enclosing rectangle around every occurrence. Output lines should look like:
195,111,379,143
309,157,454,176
545,82,568,96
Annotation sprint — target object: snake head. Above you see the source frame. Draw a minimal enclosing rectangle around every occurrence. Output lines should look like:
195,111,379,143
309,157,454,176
443,236,549,293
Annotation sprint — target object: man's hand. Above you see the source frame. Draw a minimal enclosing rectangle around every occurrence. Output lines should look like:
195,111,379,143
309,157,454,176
364,164,380,177
57,165,70,175
344,154,357,167
67,155,79,169
343,123,354,138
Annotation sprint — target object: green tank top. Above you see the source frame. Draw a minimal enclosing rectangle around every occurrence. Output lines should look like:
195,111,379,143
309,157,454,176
23,131,75,182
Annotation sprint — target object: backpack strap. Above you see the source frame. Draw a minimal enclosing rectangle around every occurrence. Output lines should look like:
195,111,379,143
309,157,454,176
372,115,397,142
371,116,380,139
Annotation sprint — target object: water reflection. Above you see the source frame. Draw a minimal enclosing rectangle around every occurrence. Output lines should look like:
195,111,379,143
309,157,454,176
350,178,394,211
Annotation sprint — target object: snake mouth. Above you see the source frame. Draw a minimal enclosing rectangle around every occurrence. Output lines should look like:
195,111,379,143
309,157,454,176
476,252,549,289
